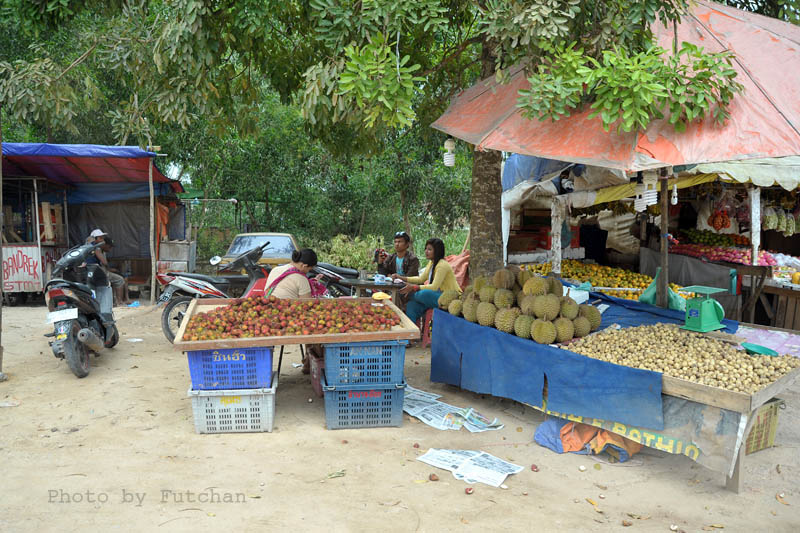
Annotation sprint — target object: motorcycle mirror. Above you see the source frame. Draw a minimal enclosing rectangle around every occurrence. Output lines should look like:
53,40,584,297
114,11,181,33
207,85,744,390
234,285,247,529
210,256,222,266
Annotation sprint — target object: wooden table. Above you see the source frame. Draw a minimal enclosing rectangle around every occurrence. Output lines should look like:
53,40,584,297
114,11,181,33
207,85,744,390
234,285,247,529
340,278,403,305
660,356,800,493
172,297,420,351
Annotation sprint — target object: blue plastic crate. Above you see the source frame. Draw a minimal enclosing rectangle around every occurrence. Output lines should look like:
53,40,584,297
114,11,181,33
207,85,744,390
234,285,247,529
322,370,405,429
187,347,272,390
323,340,407,387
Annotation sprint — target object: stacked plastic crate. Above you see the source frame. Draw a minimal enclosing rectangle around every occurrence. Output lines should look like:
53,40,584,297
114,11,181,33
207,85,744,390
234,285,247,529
320,340,407,429
186,346,278,433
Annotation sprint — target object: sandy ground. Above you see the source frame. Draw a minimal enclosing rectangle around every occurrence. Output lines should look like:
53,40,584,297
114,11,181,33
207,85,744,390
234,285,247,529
1,302,799,532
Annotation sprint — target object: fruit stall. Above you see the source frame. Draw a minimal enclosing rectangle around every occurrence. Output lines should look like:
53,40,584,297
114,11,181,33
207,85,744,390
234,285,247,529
431,266,800,493
173,296,420,432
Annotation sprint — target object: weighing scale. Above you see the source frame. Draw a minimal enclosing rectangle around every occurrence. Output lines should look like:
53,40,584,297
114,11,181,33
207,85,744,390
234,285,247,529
679,285,726,333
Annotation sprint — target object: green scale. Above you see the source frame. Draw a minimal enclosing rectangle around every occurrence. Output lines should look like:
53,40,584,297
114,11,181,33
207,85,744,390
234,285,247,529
680,286,726,333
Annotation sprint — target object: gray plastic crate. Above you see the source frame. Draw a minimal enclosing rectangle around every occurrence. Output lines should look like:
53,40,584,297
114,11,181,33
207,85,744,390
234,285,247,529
188,373,278,434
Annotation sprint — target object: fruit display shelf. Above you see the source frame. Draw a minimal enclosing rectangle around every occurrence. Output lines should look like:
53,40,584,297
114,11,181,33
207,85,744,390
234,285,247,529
172,298,420,351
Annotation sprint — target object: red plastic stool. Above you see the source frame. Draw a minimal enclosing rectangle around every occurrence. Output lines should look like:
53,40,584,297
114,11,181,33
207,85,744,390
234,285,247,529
419,308,434,348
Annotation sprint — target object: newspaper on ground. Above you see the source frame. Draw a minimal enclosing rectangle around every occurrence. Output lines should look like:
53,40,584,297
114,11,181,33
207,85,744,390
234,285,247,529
417,449,523,487
403,384,504,432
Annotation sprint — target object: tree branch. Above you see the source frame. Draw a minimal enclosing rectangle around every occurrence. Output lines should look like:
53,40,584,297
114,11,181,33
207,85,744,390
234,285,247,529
53,42,98,83
420,35,483,77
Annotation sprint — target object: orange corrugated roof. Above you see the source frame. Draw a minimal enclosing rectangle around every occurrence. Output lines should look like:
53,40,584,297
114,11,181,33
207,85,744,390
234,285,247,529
432,1,800,171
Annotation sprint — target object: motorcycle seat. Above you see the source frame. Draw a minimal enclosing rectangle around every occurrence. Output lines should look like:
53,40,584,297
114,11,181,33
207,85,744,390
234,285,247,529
316,262,359,278
47,279,94,295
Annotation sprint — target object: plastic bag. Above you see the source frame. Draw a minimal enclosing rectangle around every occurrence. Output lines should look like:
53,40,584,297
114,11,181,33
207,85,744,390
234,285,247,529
763,206,778,230
638,268,686,312
777,209,787,232
784,214,795,237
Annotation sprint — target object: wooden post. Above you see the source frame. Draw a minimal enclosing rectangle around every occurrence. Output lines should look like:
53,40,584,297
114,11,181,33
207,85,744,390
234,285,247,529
551,196,563,275
0,104,6,382
148,152,156,306
657,177,670,308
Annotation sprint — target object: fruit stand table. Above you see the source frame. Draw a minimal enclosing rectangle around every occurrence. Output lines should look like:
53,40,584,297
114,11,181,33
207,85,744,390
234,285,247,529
339,278,403,306
430,299,800,494
172,298,420,351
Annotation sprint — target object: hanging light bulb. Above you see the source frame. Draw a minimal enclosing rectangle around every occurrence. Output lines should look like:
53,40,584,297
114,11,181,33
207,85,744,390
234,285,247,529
671,183,678,205
443,138,456,167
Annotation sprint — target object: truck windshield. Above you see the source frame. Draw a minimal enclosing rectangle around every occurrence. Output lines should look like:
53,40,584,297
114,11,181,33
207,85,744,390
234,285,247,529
226,235,296,259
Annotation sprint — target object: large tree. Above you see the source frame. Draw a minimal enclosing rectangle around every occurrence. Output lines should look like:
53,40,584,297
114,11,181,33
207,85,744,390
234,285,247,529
3,0,788,275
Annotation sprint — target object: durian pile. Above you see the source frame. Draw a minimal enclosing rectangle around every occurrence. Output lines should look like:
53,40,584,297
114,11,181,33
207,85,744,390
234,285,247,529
438,266,602,344
567,323,800,394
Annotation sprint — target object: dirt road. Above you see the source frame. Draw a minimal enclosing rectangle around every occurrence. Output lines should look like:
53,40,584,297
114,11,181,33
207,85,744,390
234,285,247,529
1,303,798,532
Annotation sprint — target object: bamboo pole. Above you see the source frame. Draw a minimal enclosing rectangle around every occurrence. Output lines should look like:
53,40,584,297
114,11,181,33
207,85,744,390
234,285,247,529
551,196,563,275
0,104,6,382
148,151,156,306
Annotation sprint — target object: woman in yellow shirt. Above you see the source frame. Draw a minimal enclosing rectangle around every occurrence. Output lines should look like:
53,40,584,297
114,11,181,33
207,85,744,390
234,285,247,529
392,238,461,323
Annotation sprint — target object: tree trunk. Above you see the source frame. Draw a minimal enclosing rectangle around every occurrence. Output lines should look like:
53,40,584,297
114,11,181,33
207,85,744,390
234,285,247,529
468,147,503,277
264,184,271,231
400,189,411,236
467,41,504,278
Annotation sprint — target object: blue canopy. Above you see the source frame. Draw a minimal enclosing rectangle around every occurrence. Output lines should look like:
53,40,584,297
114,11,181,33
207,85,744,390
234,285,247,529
1,143,183,196
502,153,577,192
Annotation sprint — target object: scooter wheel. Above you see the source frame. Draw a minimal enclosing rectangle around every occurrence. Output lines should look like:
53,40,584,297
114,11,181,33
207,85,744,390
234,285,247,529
64,321,90,378
162,296,194,343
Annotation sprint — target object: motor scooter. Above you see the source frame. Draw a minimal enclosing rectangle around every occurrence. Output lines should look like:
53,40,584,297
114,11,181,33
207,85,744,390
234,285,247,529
44,243,120,378
158,241,272,342
312,262,356,297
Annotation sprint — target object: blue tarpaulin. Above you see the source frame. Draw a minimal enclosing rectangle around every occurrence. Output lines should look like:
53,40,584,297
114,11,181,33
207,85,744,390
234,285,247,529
1,142,182,194
430,292,739,430
38,182,178,204
501,153,580,192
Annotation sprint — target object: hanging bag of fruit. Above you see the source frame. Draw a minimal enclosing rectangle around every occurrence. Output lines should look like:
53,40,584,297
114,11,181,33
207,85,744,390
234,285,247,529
762,206,778,230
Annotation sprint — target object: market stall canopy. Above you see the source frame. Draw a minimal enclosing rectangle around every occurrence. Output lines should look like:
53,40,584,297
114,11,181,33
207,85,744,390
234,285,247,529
432,1,800,172
1,143,183,194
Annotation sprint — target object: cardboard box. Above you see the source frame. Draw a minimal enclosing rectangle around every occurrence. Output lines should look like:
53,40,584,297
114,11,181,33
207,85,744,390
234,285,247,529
745,398,784,455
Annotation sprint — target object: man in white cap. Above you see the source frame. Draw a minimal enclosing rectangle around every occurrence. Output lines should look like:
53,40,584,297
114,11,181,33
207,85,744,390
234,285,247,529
86,229,128,305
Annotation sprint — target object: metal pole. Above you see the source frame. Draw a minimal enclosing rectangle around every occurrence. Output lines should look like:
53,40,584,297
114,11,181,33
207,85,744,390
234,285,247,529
148,154,156,306
657,177,670,308
0,104,6,382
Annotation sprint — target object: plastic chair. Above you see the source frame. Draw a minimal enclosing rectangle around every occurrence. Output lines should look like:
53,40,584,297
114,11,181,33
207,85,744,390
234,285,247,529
419,308,434,348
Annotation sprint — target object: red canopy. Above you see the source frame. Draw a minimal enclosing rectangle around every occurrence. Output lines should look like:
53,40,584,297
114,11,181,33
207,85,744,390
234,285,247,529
432,1,800,172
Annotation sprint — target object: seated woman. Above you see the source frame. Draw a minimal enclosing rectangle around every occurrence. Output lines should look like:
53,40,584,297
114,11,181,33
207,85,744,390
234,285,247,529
265,248,319,299
392,238,461,324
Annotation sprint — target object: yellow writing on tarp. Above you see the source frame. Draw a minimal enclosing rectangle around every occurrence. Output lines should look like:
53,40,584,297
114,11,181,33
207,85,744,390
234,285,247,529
535,405,701,461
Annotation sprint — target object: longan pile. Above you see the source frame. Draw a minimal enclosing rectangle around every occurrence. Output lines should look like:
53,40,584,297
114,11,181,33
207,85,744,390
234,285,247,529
567,324,800,394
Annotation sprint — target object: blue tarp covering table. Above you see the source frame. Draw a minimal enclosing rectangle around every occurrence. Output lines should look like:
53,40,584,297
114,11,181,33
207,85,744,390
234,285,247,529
430,292,739,431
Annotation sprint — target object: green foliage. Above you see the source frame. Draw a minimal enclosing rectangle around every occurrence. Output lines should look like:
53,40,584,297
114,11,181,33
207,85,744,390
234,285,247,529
313,234,383,271
518,40,743,133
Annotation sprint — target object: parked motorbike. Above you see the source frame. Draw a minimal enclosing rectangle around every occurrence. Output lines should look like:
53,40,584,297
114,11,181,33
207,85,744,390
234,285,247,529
158,241,273,343
313,262,356,298
44,243,120,378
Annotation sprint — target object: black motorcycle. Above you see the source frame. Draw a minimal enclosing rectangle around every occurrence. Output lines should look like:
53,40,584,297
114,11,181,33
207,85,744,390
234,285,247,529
44,243,120,378
313,262,356,297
